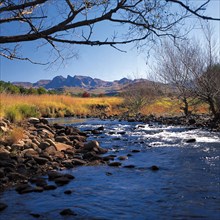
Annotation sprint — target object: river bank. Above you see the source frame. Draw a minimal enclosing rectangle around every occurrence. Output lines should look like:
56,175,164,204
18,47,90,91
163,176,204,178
0,117,110,195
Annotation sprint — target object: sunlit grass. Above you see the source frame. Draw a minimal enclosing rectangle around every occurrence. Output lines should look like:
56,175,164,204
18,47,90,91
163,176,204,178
0,93,209,121
0,93,124,121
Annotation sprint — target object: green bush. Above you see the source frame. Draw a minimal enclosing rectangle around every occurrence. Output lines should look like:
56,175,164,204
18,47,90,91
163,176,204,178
5,105,40,122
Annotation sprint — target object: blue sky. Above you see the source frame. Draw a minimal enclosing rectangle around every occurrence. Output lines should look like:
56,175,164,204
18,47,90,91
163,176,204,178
0,0,219,83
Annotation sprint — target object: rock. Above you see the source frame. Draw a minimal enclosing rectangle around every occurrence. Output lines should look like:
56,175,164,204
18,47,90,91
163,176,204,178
7,172,27,181
72,158,87,165
151,165,159,171
28,117,40,124
45,138,56,147
60,208,77,216
62,160,74,168
55,136,70,143
30,213,41,218
39,118,49,125
91,129,102,135
188,118,196,125
64,190,72,194
131,149,141,153
15,183,34,194
47,171,63,180
23,149,39,157
117,131,126,135
83,141,107,154
34,186,44,192
0,203,8,212
31,177,47,187
11,143,24,151
123,165,135,168
0,169,5,178
0,126,8,132
39,141,51,150
118,156,128,160
43,185,57,190
108,162,122,167
69,135,86,142
63,173,75,180
0,152,10,160
54,177,71,186
33,156,48,165
185,138,196,143
45,146,57,155
54,143,72,151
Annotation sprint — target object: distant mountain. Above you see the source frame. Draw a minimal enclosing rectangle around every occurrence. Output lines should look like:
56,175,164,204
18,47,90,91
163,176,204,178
12,82,33,88
33,80,51,87
12,75,152,94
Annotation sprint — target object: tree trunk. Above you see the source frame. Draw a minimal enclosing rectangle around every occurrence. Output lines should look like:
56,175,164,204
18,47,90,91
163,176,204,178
182,97,189,116
207,97,217,118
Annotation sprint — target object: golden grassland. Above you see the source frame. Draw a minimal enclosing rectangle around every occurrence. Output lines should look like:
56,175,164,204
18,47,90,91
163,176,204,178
0,93,124,121
0,93,209,122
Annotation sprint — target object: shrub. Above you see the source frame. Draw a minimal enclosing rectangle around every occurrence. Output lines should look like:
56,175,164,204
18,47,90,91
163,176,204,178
6,127,24,145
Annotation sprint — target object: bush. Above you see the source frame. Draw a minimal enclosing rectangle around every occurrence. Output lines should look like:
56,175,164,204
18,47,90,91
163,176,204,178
5,106,22,122
5,105,39,122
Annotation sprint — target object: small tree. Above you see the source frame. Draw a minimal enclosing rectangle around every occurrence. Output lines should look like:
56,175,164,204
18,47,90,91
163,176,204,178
122,81,158,115
82,91,90,98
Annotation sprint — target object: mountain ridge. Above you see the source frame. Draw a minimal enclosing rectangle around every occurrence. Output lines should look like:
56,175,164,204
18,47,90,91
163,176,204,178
12,75,136,89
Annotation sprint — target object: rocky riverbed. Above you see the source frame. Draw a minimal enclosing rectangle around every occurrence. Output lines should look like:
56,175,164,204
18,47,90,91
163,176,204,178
0,117,109,195
0,117,219,219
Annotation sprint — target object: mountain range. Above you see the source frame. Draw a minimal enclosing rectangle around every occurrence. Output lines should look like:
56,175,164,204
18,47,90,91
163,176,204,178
12,75,146,94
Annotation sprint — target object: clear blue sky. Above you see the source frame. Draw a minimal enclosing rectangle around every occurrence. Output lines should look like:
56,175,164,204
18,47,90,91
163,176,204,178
0,0,219,83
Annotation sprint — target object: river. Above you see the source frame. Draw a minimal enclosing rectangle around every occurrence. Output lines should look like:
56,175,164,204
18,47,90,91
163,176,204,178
0,118,220,219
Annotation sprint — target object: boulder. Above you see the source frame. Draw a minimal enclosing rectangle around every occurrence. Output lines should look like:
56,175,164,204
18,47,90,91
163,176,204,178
28,117,40,124
0,203,8,212
54,143,72,151
118,156,128,160
108,162,122,167
23,149,39,157
83,141,107,154
60,209,77,216
39,141,51,150
45,146,57,155
54,177,71,186
33,156,48,165
185,138,196,143
55,136,70,143
71,158,87,165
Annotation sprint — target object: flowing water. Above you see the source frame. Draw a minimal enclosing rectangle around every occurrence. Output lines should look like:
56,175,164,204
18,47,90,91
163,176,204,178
0,119,220,220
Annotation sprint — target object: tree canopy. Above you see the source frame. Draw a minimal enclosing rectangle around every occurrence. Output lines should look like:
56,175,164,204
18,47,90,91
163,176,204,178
1,0,219,64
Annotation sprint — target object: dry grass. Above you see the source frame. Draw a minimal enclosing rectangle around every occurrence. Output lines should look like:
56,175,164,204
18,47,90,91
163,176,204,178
0,93,209,121
141,97,209,116
0,93,124,121
1,127,25,145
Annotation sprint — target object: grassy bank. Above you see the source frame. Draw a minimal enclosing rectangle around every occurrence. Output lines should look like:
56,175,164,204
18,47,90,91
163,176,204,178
0,94,123,122
0,94,208,122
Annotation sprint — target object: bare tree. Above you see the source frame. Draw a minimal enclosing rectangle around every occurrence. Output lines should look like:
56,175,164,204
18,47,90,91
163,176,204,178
122,81,158,115
190,23,220,119
154,22,220,118
0,0,219,64
153,40,200,116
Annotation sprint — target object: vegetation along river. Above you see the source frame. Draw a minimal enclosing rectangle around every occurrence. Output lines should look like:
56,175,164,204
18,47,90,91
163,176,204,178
0,118,219,220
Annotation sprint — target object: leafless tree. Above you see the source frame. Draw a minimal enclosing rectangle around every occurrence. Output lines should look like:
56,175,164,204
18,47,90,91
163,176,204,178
154,22,220,118
153,40,200,116
187,22,220,119
0,0,219,64
121,81,158,115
